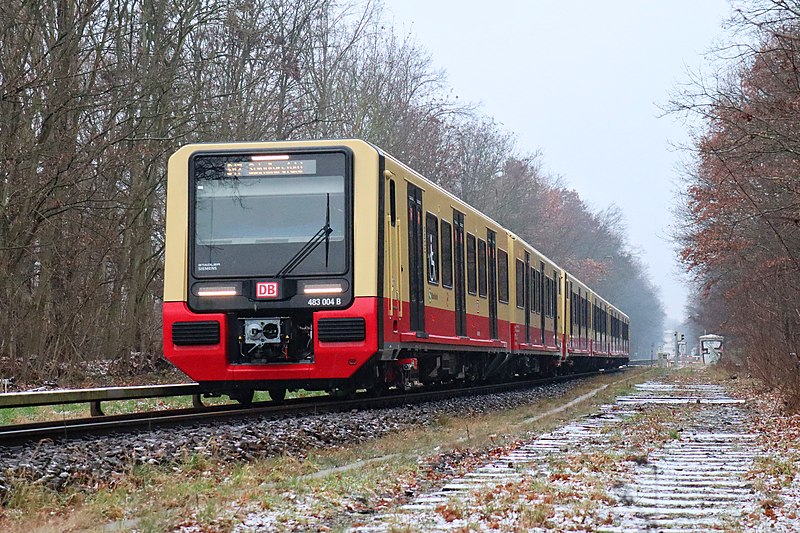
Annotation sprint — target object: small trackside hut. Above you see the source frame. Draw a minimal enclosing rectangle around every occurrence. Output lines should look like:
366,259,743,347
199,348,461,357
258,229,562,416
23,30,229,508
162,139,630,403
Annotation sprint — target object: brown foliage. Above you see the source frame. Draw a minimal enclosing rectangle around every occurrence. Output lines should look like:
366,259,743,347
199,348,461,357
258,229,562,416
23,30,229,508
674,0,800,400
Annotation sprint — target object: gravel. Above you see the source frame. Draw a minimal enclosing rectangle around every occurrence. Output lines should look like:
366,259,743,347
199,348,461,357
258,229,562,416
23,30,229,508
0,380,584,499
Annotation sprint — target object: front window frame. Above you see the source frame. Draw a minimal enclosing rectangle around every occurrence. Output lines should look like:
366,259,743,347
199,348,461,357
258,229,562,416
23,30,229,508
188,147,354,281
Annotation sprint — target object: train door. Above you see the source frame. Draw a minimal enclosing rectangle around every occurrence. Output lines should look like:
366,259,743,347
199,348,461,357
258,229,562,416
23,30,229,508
487,230,498,339
453,210,467,336
578,287,583,350
556,271,561,349
407,184,425,332
524,251,531,344
385,176,401,323
539,261,546,346
568,281,574,348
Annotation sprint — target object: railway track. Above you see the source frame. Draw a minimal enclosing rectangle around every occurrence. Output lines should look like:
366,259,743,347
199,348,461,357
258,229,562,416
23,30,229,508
0,368,626,446
354,374,756,531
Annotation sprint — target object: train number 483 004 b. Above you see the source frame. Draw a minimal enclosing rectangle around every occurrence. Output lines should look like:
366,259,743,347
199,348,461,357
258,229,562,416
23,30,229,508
308,297,343,307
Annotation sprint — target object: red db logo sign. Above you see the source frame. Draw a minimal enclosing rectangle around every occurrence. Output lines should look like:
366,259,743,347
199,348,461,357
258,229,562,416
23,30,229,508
256,282,279,299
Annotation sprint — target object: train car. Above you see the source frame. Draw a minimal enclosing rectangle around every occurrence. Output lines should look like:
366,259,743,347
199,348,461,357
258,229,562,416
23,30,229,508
162,139,629,403
562,275,630,371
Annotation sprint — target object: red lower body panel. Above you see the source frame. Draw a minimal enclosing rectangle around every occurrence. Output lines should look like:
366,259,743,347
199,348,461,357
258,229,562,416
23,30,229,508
383,300,560,355
162,298,379,383
163,296,624,386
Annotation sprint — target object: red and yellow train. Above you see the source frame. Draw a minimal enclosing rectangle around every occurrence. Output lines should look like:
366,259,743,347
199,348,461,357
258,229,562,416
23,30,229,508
162,140,629,403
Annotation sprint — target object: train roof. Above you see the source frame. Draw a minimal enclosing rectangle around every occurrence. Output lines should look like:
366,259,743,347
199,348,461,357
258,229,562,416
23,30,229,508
173,139,629,321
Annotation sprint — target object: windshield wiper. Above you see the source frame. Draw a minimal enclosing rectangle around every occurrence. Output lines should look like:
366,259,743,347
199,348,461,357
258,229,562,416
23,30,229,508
275,194,332,278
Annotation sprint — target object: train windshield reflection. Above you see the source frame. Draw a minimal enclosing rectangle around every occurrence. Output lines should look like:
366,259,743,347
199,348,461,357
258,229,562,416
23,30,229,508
195,176,345,245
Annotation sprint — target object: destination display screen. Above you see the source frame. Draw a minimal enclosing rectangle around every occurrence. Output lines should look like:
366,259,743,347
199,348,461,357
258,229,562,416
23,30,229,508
225,159,317,176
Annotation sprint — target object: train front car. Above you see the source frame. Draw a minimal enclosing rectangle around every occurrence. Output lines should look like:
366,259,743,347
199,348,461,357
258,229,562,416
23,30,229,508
162,140,381,403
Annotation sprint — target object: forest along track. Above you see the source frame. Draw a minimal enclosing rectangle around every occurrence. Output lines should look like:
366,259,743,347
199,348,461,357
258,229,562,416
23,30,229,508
353,378,758,532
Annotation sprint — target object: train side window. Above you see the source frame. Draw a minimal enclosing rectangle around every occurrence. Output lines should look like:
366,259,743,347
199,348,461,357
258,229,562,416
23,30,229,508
425,212,439,285
389,179,396,226
530,267,537,314
584,299,588,329
515,259,524,309
544,277,549,317
477,238,487,298
570,292,574,326
585,298,589,330
440,220,453,288
597,306,601,337
467,233,477,295
498,249,509,303
596,304,599,328
570,290,575,327
536,270,542,313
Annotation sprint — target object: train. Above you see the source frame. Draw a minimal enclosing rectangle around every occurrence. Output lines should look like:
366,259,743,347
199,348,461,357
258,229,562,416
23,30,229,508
162,139,630,404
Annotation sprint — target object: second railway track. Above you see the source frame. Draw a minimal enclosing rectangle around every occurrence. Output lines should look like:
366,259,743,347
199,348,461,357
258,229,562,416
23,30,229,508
0,368,627,446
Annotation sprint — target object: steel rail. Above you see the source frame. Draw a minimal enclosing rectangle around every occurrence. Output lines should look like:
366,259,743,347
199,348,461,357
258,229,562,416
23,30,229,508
0,368,628,446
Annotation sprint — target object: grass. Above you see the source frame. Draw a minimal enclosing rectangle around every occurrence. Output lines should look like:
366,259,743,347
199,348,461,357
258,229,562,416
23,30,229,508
750,455,799,493
0,389,327,426
0,403,87,426
0,367,659,532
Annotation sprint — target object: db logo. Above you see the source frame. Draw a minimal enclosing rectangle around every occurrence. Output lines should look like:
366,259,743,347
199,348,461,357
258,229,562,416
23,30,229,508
255,281,279,299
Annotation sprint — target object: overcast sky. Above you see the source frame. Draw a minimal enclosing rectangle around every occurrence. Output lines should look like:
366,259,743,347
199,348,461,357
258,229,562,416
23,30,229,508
385,1,731,324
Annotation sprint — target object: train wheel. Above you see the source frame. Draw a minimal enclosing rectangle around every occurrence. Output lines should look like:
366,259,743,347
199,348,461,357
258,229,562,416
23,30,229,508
230,389,254,407
366,382,388,397
331,386,356,400
268,387,287,404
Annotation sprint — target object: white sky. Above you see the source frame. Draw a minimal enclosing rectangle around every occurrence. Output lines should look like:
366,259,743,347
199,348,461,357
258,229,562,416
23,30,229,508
385,0,731,324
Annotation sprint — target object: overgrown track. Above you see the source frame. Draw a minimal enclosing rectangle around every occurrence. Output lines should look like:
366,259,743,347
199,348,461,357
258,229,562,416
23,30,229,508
0,368,627,446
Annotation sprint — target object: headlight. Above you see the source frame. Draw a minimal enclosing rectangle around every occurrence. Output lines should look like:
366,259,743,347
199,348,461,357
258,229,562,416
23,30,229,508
302,281,345,295
193,283,240,297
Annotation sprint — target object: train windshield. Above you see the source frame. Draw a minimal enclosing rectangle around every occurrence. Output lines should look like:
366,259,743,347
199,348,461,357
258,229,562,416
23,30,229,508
192,152,348,278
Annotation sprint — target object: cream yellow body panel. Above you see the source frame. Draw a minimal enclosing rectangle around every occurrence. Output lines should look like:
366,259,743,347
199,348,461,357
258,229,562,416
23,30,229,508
382,154,512,340
164,139,380,302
